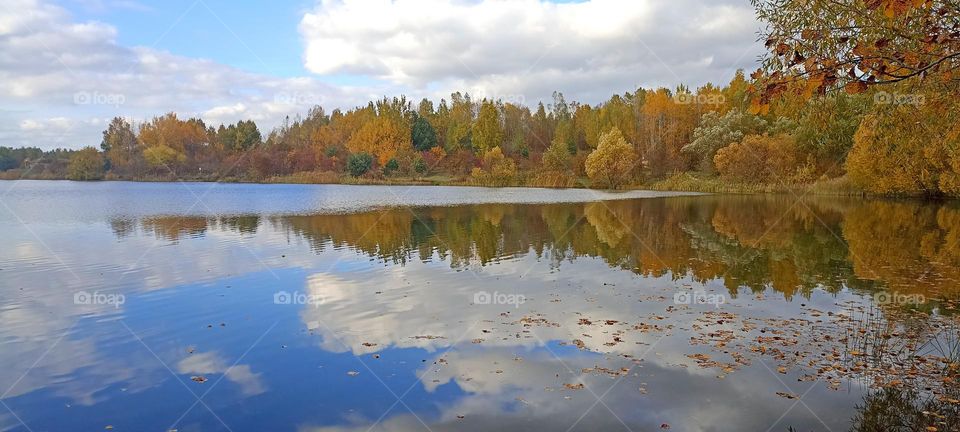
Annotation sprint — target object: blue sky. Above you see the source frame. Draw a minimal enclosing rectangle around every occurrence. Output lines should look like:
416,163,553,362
64,0,313,77
1,0,762,149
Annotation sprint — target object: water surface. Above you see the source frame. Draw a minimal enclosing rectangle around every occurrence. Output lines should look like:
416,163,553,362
0,181,957,432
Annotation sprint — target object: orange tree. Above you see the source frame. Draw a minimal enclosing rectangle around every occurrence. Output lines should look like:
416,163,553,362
750,0,960,110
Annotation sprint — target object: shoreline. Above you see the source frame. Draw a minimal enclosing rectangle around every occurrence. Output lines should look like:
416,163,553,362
1,174,955,202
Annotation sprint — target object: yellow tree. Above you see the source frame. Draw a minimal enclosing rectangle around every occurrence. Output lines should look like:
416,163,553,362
846,89,960,197
585,127,638,189
67,147,104,180
471,146,516,187
137,113,207,174
472,99,503,154
347,116,411,166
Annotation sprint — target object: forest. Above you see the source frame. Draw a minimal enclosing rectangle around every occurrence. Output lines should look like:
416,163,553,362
2,0,958,198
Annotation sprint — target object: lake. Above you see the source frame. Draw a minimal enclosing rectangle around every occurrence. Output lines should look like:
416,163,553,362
0,181,958,432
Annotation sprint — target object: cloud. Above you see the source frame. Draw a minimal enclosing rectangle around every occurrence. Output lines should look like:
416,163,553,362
0,0,379,150
300,0,762,102
0,0,763,150
176,351,267,396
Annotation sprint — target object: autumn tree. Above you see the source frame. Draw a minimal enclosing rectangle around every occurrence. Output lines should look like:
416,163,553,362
682,109,768,173
713,134,799,183
846,89,960,196
100,117,141,176
471,146,516,187
542,134,572,173
347,116,411,166
750,0,960,108
529,102,553,152
446,92,474,151
501,102,531,156
138,113,208,175
67,147,105,180
585,128,638,189
533,134,576,188
472,99,504,153
573,103,601,150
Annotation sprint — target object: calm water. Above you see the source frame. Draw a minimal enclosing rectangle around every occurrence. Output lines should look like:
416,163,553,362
0,181,958,432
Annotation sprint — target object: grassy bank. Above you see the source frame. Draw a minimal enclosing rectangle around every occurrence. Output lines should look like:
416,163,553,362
644,173,869,197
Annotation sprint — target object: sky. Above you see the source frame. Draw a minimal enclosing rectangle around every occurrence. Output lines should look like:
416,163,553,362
0,0,763,150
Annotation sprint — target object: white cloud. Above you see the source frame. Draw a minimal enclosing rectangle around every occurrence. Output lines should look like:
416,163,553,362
0,0,380,150
300,0,762,102
177,351,267,396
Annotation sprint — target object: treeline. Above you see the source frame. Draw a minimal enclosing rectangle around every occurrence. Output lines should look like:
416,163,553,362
1,69,957,197
0,147,84,180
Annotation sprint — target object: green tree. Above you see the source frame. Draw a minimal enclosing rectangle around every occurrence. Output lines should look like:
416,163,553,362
347,153,373,177
67,147,105,180
100,117,140,175
0,147,17,171
585,128,638,189
383,158,399,176
234,120,262,152
413,157,428,176
794,93,869,171
411,115,437,151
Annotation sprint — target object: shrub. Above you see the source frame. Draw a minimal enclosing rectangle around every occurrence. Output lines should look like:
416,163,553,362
347,153,373,177
413,157,428,175
470,146,517,187
383,158,399,176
